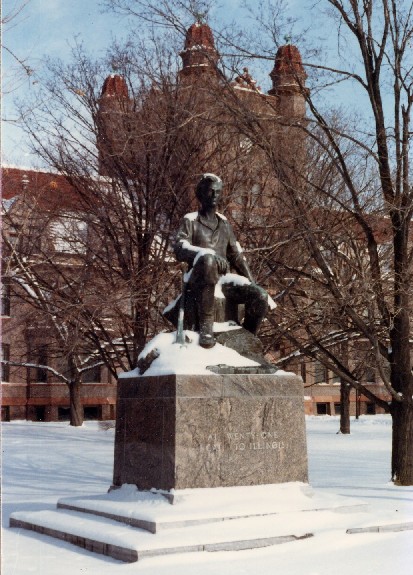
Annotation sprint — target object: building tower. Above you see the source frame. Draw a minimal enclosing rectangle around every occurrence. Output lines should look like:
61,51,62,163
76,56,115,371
97,74,131,176
179,21,220,80
269,44,307,119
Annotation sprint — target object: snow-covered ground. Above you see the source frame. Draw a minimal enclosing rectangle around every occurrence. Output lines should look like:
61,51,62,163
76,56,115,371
2,415,412,574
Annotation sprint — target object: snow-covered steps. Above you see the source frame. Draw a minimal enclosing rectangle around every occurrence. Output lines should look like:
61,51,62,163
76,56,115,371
56,482,368,534
10,510,139,562
9,483,369,563
9,507,315,562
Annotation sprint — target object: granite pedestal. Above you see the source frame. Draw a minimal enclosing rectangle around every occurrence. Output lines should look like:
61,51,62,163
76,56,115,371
113,371,308,490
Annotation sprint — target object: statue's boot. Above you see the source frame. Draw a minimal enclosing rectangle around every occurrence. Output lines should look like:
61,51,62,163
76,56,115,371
197,285,216,349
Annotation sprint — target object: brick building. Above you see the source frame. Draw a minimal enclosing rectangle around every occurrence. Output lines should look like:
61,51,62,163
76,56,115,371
1,167,117,422
1,21,392,420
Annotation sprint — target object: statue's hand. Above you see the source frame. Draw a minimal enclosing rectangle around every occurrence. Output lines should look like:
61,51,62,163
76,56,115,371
215,255,229,275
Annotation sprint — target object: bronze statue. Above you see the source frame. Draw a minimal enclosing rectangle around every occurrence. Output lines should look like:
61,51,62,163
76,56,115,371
168,173,268,348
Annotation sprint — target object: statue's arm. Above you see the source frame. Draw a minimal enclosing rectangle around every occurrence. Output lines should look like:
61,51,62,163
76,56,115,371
226,224,254,282
174,217,207,266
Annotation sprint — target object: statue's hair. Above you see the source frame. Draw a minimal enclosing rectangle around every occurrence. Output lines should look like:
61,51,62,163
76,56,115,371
196,173,222,199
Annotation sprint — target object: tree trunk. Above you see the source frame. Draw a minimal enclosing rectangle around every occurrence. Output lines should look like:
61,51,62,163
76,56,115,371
69,378,83,427
389,216,413,485
339,380,350,434
389,309,413,485
391,400,413,485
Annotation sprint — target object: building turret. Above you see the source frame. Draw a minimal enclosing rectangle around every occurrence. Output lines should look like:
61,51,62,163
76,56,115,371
268,44,307,118
179,21,219,79
98,74,131,176
99,74,130,111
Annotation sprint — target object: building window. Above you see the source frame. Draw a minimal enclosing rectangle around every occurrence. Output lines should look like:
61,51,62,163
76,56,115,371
8,225,21,247
20,229,42,256
366,402,376,415
37,345,48,383
1,406,10,421
316,402,331,415
334,402,341,415
314,361,328,384
51,216,87,254
1,278,11,316
35,406,46,421
82,364,101,383
1,343,10,382
58,407,70,421
365,367,376,383
84,406,101,420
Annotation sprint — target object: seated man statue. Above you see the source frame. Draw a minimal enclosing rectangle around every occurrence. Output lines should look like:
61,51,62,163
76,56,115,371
172,173,268,349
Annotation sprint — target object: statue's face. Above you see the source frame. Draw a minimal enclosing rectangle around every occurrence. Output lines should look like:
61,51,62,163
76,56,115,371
198,180,222,210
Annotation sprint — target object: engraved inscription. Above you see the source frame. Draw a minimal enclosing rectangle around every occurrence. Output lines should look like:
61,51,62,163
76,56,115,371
206,431,286,452
206,433,221,452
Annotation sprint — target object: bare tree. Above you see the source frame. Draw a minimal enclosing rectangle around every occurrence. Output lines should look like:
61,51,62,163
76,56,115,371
2,187,104,426
223,0,413,484
9,0,412,483
105,0,413,484
301,0,412,485
2,1,35,95
6,37,263,423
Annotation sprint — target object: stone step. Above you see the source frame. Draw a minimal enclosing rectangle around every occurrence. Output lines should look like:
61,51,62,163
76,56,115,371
9,484,371,563
10,510,139,563
56,483,368,534
10,507,316,563
346,522,413,534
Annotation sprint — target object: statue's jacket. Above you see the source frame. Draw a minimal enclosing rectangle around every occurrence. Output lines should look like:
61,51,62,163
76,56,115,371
164,211,271,328
174,211,251,278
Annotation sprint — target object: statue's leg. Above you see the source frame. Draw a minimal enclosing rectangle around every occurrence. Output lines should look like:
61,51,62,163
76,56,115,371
189,254,219,348
222,283,268,335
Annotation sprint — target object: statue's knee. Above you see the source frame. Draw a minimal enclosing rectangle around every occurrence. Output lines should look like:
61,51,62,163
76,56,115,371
199,253,216,269
193,253,218,284
248,285,268,316
252,284,268,303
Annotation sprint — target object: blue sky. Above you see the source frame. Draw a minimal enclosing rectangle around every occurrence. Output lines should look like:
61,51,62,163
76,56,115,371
3,0,261,166
2,0,130,165
1,0,382,168
1,0,318,167
3,0,123,83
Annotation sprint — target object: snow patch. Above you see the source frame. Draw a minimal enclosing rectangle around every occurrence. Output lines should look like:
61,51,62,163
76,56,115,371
3,415,413,574
119,330,260,377
183,211,199,221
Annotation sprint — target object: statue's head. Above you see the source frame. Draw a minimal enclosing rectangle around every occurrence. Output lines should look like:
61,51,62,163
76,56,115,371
196,173,223,209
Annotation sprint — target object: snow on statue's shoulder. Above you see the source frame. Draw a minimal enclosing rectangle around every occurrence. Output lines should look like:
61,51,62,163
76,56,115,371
184,211,199,221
